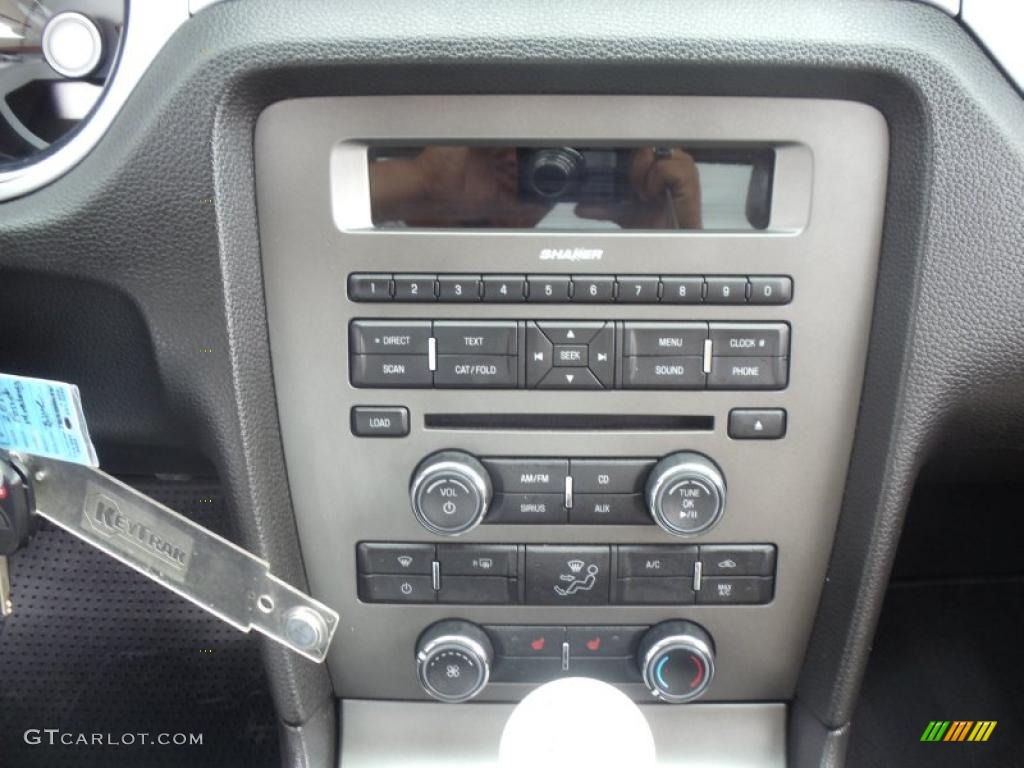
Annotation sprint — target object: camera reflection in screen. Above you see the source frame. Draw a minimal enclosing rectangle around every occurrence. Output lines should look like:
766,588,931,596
368,146,703,230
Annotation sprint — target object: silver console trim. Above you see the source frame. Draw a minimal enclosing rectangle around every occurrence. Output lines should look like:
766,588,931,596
256,95,888,703
340,700,786,767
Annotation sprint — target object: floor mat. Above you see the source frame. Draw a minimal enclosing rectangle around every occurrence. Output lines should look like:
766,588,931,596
847,579,1024,768
0,479,279,768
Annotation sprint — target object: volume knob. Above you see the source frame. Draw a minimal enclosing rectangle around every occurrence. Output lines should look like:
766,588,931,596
645,452,726,536
410,450,492,536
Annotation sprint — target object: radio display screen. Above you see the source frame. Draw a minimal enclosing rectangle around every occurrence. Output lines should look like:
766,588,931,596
366,144,774,231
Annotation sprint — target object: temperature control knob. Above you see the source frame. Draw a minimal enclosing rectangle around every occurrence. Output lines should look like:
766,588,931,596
637,620,715,703
410,450,492,536
416,620,494,703
645,452,726,536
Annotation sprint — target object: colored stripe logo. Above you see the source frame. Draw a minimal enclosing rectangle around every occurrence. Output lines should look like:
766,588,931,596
921,721,997,742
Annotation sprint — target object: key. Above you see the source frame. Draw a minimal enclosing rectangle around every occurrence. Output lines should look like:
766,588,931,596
0,454,37,616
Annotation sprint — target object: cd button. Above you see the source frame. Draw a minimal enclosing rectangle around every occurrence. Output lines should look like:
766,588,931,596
571,459,655,494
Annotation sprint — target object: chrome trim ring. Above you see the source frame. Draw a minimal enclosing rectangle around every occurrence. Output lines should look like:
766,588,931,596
416,634,491,703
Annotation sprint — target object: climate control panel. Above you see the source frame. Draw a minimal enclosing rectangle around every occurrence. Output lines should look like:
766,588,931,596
415,619,717,704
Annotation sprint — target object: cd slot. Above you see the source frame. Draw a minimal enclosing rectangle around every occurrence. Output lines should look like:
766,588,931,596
424,413,713,432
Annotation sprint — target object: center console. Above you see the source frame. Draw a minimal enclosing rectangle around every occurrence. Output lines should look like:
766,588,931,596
255,95,887,704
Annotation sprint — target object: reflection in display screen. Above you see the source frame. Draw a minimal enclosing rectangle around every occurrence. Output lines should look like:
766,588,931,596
368,145,774,231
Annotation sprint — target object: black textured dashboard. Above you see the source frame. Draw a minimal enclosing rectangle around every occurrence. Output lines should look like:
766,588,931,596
1,1,1023,766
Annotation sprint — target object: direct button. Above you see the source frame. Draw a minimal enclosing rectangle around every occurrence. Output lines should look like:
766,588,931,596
709,323,789,357
351,406,409,437
433,321,517,355
350,320,431,354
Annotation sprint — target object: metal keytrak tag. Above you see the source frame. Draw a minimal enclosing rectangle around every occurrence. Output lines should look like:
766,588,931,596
16,453,339,662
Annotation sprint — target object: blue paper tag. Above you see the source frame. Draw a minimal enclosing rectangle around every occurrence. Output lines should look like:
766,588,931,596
0,373,98,467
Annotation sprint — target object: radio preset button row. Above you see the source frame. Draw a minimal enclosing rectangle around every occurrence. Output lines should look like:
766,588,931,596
349,273,793,305
357,542,776,605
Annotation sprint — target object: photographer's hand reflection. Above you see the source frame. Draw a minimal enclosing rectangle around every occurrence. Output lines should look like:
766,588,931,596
368,146,702,229
369,146,550,228
575,147,702,230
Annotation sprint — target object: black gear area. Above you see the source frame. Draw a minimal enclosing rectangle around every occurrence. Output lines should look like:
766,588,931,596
0,480,278,768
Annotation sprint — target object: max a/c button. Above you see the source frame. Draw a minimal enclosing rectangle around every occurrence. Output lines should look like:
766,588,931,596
351,406,410,437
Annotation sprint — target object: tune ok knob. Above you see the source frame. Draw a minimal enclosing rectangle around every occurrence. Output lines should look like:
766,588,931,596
638,620,715,703
410,450,492,536
416,620,494,703
645,452,726,536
